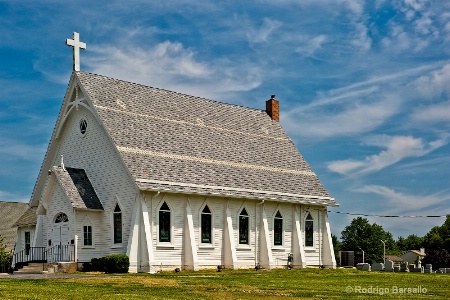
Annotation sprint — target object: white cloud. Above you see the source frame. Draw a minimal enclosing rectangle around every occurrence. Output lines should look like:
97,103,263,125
411,100,450,123
86,41,262,100
356,184,450,213
412,64,450,99
246,18,282,44
0,139,46,162
285,98,398,139
351,22,372,51
328,135,448,175
296,35,327,57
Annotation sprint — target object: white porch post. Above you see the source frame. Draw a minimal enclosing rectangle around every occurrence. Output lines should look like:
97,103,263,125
183,198,198,270
292,205,306,268
223,202,238,269
126,196,141,273
322,209,336,268
74,234,78,265
259,204,273,269
141,197,155,273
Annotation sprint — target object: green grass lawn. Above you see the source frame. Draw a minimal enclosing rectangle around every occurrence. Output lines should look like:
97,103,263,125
0,268,448,299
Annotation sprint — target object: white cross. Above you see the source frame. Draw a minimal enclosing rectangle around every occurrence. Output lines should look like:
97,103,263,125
66,32,86,71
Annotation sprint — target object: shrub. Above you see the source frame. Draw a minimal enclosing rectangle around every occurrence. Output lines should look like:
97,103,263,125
82,262,92,272
88,254,129,273
103,254,129,273
90,257,106,272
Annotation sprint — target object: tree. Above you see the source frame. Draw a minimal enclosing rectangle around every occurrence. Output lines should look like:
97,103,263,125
396,234,424,252
0,235,11,268
341,217,395,264
421,249,450,269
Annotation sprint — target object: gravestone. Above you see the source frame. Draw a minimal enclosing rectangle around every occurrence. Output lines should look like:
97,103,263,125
356,263,371,271
372,263,384,271
400,262,409,272
393,265,400,272
385,260,394,272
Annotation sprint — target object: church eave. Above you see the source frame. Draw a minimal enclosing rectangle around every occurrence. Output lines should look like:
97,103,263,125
136,179,338,207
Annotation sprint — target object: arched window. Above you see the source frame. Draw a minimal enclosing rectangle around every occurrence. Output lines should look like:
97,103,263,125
159,202,171,243
239,208,249,244
113,204,122,244
274,210,283,246
305,213,314,247
201,205,212,244
55,212,69,223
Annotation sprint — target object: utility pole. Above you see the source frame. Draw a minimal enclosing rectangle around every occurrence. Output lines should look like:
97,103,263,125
381,240,386,265
358,247,365,264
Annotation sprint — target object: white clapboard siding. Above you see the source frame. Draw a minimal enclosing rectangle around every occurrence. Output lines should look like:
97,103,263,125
75,211,104,261
191,196,224,266
302,208,324,266
47,106,138,258
15,226,35,254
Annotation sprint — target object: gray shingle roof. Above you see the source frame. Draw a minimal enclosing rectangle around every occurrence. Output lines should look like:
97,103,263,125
13,208,37,227
0,202,29,251
76,72,336,206
53,167,104,210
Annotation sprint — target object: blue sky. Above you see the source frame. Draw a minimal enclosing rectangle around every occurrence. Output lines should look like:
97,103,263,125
1,0,449,239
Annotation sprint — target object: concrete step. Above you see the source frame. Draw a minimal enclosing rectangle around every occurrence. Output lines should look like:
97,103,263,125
15,263,46,274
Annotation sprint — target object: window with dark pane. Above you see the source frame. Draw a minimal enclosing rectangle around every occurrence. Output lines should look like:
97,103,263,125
84,225,92,246
305,213,314,247
239,208,249,244
201,205,212,243
55,212,69,223
113,204,122,244
25,232,31,255
274,210,283,246
159,202,171,243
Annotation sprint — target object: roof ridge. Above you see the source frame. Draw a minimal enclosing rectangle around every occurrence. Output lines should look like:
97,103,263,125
76,71,265,113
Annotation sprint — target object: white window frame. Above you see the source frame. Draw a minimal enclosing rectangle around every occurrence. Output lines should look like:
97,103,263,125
156,200,174,248
237,206,251,249
111,200,123,248
273,210,284,248
304,212,315,249
81,216,95,249
199,203,214,248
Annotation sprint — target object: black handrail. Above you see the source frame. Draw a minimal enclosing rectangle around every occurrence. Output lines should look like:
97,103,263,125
12,245,75,270
45,245,75,263
13,247,47,264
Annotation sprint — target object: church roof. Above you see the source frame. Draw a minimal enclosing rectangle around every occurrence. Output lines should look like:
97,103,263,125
13,208,37,227
53,167,104,210
0,201,29,251
75,72,336,206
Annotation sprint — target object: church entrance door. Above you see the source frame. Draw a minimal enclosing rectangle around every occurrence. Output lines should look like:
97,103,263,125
51,213,70,262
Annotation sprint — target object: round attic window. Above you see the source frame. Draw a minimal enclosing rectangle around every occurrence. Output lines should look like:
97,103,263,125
79,119,87,135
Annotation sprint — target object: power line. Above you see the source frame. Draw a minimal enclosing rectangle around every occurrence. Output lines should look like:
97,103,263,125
328,211,448,218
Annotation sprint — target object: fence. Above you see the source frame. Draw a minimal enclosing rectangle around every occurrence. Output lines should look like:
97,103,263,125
46,245,75,263
12,245,75,269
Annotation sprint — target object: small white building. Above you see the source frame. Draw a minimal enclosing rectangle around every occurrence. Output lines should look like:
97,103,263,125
400,250,426,264
27,71,338,272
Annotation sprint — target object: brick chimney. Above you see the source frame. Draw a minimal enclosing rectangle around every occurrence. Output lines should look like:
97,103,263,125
266,95,279,121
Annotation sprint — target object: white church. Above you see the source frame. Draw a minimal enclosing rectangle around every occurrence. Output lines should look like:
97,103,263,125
20,33,338,273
